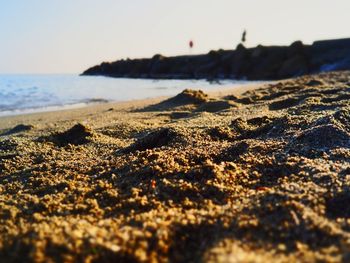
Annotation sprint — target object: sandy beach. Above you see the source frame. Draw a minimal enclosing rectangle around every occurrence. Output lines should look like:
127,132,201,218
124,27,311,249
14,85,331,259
1,72,350,262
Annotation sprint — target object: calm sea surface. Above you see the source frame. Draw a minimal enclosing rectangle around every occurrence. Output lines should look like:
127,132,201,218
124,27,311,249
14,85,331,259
0,74,252,117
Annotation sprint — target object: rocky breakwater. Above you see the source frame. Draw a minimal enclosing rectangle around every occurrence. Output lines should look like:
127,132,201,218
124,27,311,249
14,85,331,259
82,38,350,80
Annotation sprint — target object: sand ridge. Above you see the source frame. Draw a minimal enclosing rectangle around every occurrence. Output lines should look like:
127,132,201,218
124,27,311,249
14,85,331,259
1,72,350,262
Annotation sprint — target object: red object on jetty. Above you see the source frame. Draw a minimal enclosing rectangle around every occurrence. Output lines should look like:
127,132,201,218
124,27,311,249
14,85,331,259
189,40,194,49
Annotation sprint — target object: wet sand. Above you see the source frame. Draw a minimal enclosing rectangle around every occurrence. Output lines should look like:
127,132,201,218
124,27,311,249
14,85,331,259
1,72,350,262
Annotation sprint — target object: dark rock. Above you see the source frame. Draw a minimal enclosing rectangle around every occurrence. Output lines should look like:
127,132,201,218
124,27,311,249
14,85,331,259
251,45,266,58
82,37,350,81
230,44,250,77
278,55,308,78
287,41,305,57
248,46,287,79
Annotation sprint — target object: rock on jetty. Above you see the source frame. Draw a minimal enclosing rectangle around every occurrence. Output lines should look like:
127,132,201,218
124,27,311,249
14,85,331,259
82,38,350,80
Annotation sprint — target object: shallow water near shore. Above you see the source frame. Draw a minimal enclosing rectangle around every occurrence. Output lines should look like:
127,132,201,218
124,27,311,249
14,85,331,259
0,74,252,117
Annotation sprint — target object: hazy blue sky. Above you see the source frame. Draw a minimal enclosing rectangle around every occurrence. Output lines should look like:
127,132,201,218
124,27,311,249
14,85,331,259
1,0,349,74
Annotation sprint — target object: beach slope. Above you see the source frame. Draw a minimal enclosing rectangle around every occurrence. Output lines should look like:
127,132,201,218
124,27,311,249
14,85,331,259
1,72,350,262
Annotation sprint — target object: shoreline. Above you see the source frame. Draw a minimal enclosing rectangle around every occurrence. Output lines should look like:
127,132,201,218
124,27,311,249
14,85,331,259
0,74,256,122
0,82,265,130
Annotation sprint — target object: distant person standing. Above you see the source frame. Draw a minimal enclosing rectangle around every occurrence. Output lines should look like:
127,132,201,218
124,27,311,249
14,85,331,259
189,40,194,54
241,30,247,44
189,40,194,49
188,40,194,76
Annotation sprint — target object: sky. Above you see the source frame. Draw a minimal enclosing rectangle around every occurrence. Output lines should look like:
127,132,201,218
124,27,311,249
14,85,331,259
1,0,350,74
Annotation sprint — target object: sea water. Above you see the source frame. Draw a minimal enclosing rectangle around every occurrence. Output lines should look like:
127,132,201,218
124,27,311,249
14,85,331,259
0,74,251,117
